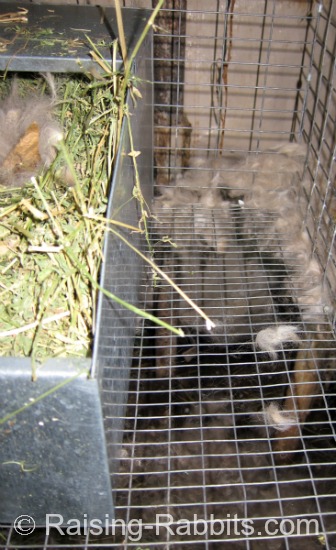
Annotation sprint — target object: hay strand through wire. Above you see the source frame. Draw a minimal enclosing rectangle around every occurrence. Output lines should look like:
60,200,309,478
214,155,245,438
0,5,214,367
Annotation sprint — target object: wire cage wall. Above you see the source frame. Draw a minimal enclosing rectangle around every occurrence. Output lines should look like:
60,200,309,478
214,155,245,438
0,1,154,525
1,0,336,549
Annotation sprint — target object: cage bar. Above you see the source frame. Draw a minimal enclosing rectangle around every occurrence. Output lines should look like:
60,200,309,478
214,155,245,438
1,1,336,549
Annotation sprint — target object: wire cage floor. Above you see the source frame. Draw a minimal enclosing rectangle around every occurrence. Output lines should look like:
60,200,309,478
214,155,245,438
110,193,336,548
1,0,336,549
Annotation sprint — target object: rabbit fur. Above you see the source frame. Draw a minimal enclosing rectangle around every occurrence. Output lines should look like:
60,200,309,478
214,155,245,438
212,143,332,323
153,142,335,462
0,74,63,188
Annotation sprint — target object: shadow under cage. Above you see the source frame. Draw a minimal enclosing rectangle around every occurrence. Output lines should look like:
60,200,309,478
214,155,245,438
1,0,336,549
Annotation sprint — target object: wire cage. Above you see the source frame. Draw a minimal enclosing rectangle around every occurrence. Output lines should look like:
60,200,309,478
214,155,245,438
1,0,336,549
0,0,152,527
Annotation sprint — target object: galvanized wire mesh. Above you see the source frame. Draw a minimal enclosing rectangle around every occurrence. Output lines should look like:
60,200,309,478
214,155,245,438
1,0,336,549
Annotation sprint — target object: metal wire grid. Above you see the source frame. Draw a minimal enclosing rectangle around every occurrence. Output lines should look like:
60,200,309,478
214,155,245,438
150,0,336,317
3,206,335,549
1,1,336,548
152,0,317,186
117,200,336,546
298,1,336,329
121,0,336,537
113,207,336,548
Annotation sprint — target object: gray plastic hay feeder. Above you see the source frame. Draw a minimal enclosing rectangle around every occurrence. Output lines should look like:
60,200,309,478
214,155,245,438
0,2,153,525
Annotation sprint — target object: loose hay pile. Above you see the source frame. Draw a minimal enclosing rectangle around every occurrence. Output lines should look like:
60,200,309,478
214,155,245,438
0,74,119,367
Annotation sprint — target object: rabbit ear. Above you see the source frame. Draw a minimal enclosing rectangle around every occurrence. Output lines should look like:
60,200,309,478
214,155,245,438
39,123,63,166
7,76,20,99
40,73,57,103
1,78,22,126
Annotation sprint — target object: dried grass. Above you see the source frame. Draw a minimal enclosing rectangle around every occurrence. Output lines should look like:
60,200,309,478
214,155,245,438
0,70,119,364
0,1,214,370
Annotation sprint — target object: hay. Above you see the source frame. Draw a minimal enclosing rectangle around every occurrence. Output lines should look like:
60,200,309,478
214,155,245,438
0,71,120,364
0,1,214,369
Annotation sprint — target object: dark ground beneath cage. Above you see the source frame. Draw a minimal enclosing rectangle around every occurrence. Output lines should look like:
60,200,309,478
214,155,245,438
112,318,336,550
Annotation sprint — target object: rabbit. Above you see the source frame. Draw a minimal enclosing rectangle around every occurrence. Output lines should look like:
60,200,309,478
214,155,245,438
0,73,64,188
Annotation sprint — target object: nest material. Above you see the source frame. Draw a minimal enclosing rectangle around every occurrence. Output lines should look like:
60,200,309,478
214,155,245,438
0,75,118,362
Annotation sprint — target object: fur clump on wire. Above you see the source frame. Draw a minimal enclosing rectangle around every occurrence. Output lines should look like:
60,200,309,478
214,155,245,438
153,142,335,461
155,143,332,325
